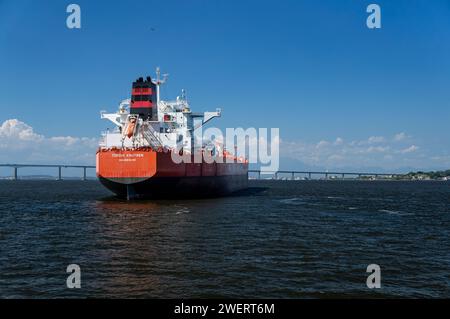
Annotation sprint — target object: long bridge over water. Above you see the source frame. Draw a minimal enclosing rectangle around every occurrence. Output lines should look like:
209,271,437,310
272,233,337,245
0,164,403,181
0,164,95,181
249,170,401,180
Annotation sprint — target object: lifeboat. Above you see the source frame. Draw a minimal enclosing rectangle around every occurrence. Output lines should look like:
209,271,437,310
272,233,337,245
124,118,137,138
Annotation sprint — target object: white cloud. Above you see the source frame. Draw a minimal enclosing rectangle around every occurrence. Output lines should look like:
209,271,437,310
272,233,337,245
400,145,419,154
366,146,390,153
328,154,344,161
367,136,385,144
316,140,329,148
0,119,98,164
279,132,440,171
334,137,344,145
394,132,409,142
0,119,43,142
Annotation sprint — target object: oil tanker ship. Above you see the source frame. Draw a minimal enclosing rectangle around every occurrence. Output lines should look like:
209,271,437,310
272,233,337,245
96,68,248,199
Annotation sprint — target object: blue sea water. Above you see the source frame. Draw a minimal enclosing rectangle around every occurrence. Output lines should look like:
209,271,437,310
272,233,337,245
0,180,449,298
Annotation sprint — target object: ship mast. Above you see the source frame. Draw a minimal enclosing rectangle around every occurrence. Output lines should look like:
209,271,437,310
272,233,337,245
151,67,168,104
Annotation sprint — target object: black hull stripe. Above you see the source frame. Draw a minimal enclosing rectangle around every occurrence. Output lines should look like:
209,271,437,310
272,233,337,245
98,175,248,199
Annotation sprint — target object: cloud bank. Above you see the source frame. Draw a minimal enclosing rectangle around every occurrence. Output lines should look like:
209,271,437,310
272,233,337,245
0,119,448,172
279,133,448,172
0,119,98,164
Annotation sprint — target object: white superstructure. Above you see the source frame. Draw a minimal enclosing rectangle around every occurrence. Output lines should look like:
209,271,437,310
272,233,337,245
99,68,221,153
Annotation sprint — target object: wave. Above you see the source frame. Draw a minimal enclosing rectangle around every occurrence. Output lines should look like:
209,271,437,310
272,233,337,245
378,209,413,216
278,197,304,205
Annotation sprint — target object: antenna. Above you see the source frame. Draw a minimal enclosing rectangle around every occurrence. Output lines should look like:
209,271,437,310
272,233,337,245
152,67,169,104
154,67,168,85
156,67,160,82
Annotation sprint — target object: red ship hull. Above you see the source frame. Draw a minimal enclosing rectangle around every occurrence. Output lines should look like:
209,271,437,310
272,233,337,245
96,148,248,199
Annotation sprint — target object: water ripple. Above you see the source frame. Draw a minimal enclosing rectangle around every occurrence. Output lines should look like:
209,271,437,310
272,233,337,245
0,180,449,298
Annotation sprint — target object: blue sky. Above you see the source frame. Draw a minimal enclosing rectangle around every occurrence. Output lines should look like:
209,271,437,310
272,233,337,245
1,0,450,172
